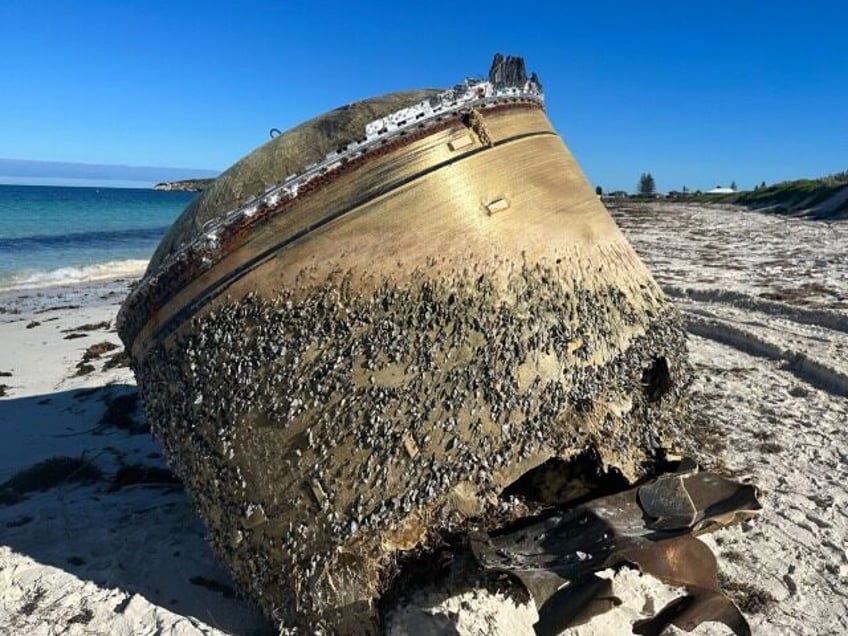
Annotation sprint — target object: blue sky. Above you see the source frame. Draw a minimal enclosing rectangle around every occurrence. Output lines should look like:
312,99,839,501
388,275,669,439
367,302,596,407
1,1,846,192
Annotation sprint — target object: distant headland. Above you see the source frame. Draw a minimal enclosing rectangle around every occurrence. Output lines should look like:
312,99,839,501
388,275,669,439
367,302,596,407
0,158,217,189
152,178,215,192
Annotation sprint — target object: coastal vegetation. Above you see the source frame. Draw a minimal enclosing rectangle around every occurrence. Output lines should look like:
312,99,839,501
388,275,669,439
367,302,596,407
691,172,848,219
605,171,848,219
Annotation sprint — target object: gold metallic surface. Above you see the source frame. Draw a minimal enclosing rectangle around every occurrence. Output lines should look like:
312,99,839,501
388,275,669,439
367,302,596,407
135,107,652,354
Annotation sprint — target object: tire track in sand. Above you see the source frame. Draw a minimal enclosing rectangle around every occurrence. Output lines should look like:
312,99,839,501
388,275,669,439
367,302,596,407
664,285,848,334
683,312,848,398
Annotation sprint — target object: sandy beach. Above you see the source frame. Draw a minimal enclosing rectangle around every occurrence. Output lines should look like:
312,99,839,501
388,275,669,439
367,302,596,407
1,202,846,634
0,279,275,635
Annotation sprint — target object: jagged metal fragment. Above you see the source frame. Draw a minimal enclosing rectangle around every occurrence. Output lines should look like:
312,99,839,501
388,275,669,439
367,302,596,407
639,469,761,533
626,534,751,636
471,464,761,635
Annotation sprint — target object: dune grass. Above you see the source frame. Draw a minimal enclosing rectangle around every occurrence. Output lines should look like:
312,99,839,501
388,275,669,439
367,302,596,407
688,174,848,218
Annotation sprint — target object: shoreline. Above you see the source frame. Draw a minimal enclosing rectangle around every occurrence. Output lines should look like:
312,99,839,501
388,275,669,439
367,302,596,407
0,259,149,298
0,274,143,324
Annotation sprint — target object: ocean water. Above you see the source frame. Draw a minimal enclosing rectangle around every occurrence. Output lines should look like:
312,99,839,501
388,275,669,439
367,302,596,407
0,184,195,290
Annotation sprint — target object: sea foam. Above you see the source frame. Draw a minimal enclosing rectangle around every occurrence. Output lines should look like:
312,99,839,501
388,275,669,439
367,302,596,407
0,259,149,291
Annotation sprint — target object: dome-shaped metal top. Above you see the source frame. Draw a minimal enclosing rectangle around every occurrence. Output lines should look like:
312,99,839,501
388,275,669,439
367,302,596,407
149,90,441,270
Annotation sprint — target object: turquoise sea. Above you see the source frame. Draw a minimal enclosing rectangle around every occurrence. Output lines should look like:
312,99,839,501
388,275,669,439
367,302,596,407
0,184,195,290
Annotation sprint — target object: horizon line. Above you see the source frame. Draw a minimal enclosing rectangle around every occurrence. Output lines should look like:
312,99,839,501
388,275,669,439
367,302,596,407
0,156,219,173
0,157,218,188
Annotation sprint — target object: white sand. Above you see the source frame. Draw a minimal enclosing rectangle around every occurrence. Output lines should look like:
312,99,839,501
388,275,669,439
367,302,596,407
1,202,846,634
0,283,272,635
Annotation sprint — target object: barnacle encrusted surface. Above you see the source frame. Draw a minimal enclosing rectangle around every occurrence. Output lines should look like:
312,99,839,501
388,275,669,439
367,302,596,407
122,67,693,632
136,261,689,630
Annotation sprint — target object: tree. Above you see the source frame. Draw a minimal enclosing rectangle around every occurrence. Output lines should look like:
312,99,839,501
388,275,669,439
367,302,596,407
638,173,656,196
595,185,603,196
730,180,737,191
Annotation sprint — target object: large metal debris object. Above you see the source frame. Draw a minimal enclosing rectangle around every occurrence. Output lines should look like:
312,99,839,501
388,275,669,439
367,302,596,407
117,55,693,632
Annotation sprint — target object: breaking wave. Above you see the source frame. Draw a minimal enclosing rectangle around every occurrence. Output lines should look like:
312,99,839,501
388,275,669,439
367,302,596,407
0,259,148,291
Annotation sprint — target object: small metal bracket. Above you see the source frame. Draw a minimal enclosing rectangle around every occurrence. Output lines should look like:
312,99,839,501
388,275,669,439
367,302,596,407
448,133,474,151
485,198,510,215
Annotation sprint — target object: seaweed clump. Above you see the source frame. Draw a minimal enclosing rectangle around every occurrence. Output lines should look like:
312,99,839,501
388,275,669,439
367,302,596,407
0,456,103,505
